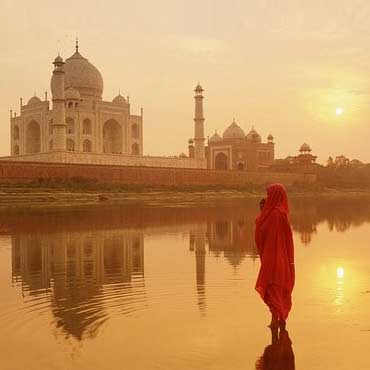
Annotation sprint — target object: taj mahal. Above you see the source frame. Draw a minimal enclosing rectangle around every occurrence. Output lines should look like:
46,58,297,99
3,41,275,171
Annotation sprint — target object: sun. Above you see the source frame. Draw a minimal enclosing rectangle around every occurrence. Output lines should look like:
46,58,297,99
335,107,344,116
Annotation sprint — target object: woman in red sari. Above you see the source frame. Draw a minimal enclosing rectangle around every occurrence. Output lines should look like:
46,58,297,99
255,183,295,328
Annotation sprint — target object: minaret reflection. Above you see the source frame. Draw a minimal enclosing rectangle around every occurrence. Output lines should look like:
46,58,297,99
11,229,145,340
189,225,207,313
190,216,258,314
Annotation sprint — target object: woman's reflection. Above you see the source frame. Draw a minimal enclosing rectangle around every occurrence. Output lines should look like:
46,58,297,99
256,327,295,370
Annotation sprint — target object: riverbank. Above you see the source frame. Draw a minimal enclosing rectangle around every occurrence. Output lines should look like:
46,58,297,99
1,182,370,210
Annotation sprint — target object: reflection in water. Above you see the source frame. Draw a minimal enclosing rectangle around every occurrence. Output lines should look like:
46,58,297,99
2,197,370,348
1,197,370,369
256,328,295,370
11,230,144,340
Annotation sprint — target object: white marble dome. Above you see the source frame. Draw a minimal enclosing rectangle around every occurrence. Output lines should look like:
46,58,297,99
65,87,81,100
112,93,127,105
223,120,245,140
27,95,42,105
62,49,104,100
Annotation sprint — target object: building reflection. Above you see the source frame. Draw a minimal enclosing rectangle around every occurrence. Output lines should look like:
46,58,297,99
11,230,144,340
6,196,370,336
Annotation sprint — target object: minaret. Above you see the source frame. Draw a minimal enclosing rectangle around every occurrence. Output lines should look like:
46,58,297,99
193,83,205,160
51,55,66,151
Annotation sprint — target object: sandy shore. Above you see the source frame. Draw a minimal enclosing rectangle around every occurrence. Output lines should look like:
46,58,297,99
1,186,370,210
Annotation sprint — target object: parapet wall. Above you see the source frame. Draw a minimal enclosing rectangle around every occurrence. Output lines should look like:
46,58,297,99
0,151,206,169
0,160,316,187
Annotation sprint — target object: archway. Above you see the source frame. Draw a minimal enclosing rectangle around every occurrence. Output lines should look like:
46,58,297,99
132,143,139,155
67,138,75,151
66,117,74,134
131,124,139,139
83,119,92,135
215,152,228,170
83,139,92,152
103,119,122,153
49,140,53,151
13,125,19,140
48,119,53,135
237,162,244,170
13,144,19,155
25,120,41,153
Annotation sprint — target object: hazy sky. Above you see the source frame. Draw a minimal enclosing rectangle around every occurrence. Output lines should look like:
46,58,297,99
1,0,370,162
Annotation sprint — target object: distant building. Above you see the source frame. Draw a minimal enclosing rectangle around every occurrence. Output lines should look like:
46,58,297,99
188,118,274,171
271,143,318,173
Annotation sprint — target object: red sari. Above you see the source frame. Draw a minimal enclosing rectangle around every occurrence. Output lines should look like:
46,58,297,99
255,184,295,321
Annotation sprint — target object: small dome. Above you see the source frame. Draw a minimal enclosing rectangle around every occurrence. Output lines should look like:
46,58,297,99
65,87,81,100
246,127,261,143
53,55,64,64
223,120,245,140
188,139,194,145
112,93,127,105
179,152,187,158
27,95,42,105
268,134,274,141
300,143,311,152
209,131,222,143
194,83,203,93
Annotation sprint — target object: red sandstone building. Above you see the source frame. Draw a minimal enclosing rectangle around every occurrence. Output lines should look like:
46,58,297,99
189,120,274,171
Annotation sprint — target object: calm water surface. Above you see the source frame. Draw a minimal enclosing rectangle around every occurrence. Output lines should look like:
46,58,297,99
0,197,369,370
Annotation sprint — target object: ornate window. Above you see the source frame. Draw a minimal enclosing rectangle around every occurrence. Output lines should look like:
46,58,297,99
66,117,74,134
83,119,92,135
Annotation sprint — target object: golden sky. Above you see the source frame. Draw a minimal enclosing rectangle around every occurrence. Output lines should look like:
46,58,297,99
1,0,370,162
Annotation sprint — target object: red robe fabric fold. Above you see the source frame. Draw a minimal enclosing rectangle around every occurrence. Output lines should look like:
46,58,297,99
255,184,295,321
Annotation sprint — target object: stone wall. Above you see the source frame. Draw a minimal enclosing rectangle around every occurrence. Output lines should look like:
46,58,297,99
0,160,316,187
0,151,206,169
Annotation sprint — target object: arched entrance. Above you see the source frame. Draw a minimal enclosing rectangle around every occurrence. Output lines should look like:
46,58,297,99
132,143,139,155
26,120,41,153
66,117,75,134
13,125,19,140
237,162,245,170
131,124,139,139
66,139,75,151
103,120,122,153
214,152,228,170
83,119,92,135
83,139,92,152
13,144,19,155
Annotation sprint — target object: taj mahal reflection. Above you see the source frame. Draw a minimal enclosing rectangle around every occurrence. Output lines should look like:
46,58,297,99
8,197,370,340
11,230,144,340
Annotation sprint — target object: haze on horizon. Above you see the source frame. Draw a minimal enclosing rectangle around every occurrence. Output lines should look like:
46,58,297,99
1,0,370,163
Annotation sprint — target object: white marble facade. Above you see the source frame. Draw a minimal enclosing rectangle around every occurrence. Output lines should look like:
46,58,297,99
10,42,143,158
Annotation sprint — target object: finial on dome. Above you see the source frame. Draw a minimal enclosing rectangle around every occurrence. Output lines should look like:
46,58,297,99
76,37,79,52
